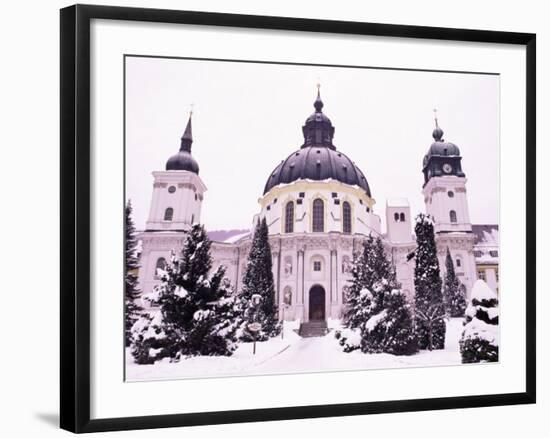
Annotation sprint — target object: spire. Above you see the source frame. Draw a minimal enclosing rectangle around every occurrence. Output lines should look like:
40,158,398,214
302,84,335,149
432,108,444,141
314,81,324,112
180,107,193,152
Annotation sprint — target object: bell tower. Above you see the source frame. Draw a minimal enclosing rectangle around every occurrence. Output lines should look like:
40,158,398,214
138,110,207,297
145,111,206,231
422,112,471,234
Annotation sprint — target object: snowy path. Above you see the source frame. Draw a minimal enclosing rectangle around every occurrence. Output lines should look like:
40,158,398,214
126,319,464,381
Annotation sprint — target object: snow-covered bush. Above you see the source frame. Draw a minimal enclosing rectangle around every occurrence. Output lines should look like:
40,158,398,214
334,327,361,352
460,280,499,363
130,312,168,365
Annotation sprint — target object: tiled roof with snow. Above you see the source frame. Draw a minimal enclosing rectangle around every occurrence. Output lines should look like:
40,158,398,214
472,224,499,246
472,224,499,264
207,229,250,243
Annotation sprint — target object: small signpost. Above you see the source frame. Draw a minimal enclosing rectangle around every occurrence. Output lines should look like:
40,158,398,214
247,322,262,354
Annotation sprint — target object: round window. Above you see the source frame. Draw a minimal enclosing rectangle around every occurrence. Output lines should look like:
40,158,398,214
168,186,176,193
447,190,454,198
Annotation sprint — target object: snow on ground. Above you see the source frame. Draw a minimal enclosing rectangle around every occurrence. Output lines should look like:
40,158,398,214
126,318,466,382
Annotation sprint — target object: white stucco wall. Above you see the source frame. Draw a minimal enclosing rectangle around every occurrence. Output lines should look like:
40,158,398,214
423,176,472,234
145,171,206,231
258,179,381,237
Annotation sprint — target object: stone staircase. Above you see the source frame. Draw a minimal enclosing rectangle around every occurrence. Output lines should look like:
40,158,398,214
298,321,328,337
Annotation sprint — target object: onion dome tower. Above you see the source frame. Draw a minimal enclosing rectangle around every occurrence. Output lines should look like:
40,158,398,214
422,111,465,186
422,111,471,233
263,86,371,197
145,109,206,231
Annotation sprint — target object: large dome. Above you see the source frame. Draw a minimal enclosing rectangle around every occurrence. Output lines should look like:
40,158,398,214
263,89,371,197
264,146,371,196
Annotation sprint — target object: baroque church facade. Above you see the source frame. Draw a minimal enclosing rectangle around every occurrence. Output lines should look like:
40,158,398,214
136,89,499,322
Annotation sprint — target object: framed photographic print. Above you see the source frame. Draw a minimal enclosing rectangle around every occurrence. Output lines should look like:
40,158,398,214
60,4,536,433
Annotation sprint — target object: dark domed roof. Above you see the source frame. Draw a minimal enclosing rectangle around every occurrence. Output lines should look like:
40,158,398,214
166,151,199,173
263,88,371,196
165,113,199,174
264,146,371,196
424,124,461,160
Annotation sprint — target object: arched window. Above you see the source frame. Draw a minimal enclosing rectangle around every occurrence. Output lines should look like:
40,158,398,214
154,257,166,279
284,201,294,233
394,212,399,222
449,210,457,223
312,198,324,232
342,201,352,234
164,207,174,221
400,212,405,222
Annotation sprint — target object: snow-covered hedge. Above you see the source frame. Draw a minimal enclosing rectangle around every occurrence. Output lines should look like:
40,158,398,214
459,280,499,363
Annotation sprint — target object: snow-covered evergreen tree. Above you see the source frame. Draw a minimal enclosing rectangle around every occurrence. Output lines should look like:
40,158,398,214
239,217,281,341
443,248,467,317
125,200,142,346
460,279,499,363
360,286,418,356
339,234,417,355
343,234,396,329
130,224,239,364
342,234,375,330
413,214,446,350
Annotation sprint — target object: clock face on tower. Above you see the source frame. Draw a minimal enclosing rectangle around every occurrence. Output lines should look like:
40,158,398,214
442,163,453,174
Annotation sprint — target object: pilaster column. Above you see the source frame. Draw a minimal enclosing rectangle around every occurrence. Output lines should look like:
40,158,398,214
296,249,304,305
331,250,338,303
272,250,280,304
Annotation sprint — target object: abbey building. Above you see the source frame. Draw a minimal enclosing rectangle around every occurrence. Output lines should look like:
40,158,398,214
136,90,499,322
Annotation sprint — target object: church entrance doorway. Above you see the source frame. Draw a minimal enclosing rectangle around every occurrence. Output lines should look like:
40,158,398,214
308,285,326,321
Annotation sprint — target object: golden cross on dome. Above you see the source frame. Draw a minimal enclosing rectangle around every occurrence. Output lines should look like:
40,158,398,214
433,108,439,127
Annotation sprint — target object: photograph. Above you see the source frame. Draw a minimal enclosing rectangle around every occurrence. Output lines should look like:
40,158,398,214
124,55,500,382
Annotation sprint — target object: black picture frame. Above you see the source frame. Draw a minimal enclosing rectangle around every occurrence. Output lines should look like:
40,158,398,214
60,4,536,433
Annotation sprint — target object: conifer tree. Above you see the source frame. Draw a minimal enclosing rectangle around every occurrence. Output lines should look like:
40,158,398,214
340,234,417,355
460,280,499,363
239,217,281,341
413,214,446,350
125,200,142,346
343,234,396,329
443,248,467,317
360,286,418,356
342,234,376,330
130,224,239,364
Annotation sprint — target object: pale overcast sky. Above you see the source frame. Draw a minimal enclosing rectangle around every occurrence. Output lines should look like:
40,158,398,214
125,56,499,232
